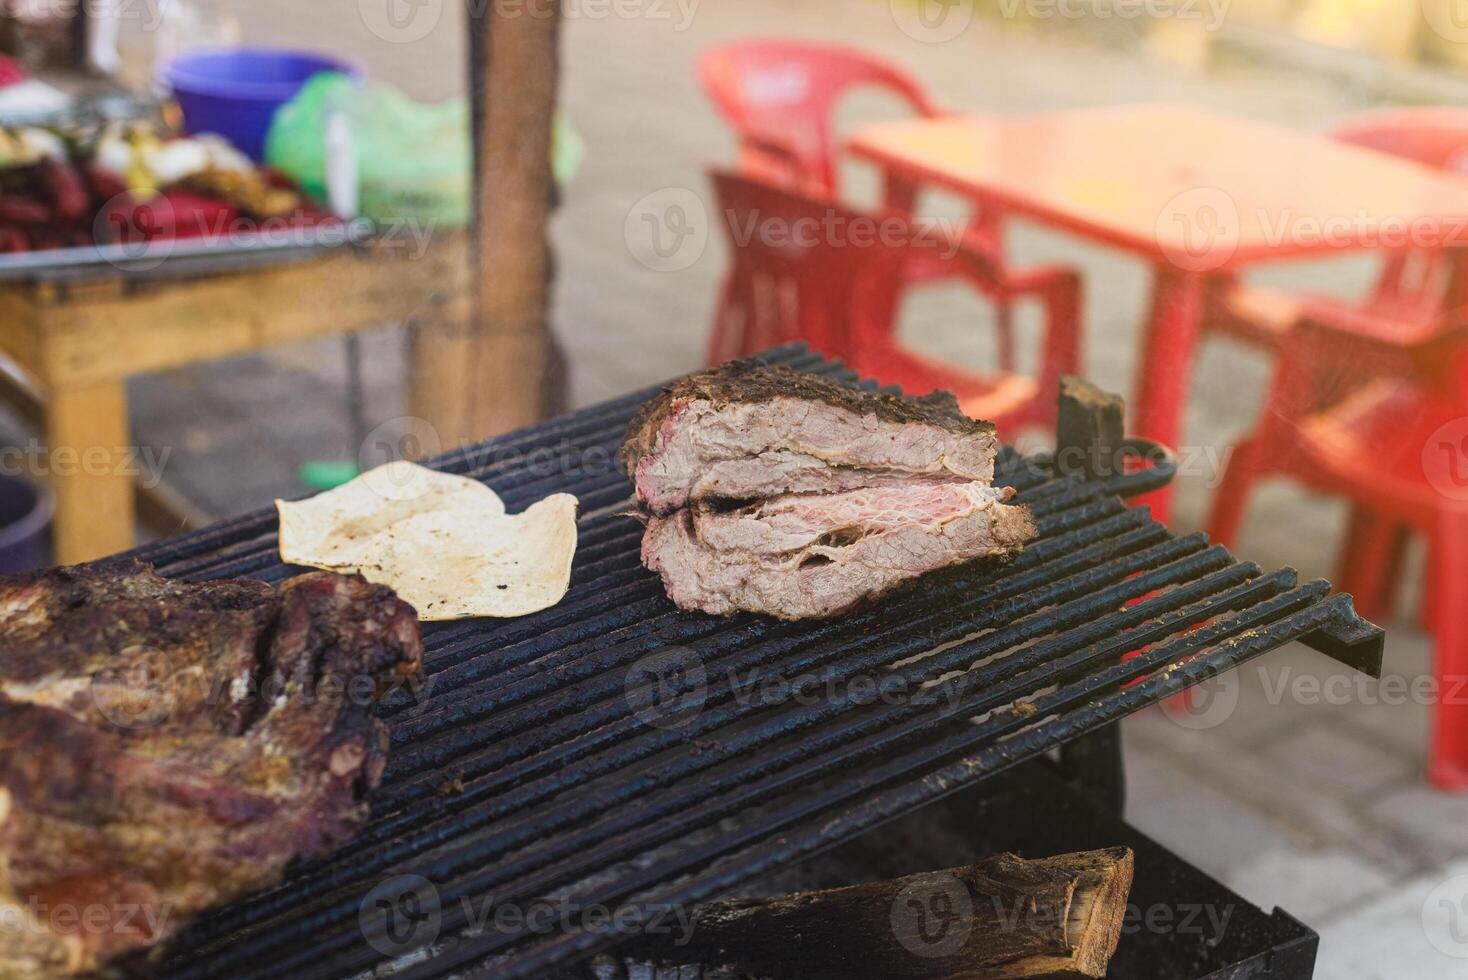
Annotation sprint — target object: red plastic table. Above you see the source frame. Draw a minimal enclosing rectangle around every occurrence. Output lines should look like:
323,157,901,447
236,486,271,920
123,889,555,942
848,103,1468,522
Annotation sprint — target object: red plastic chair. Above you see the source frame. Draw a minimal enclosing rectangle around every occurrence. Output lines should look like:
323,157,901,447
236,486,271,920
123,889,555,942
698,38,944,195
698,39,1070,386
1207,285,1468,788
707,170,1081,435
1205,108,1468,625
1206,107,1468,353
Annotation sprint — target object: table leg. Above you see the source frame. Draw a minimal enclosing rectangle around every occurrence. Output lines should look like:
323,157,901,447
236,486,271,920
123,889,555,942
1131,266,1206,526
880,170,919,214
1430,510,1468,790
45,380,135,564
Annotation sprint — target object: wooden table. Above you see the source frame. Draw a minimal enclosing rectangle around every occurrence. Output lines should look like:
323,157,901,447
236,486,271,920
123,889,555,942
849,103,1468,522
0,234,477,564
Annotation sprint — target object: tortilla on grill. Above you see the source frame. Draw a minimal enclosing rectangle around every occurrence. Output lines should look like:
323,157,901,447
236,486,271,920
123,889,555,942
276,461,578,620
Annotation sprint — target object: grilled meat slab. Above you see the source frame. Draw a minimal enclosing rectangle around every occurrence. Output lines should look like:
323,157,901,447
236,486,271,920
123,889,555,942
624,363,1035,619
645,483,1035,620
622,361,999,514
0,560,423,978
688,482,1030,557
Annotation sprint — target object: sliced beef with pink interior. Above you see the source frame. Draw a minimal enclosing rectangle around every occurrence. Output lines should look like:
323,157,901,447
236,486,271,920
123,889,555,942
624,361,1034,620
691,481,1022,555
623,362,998,514
643,482,1035,620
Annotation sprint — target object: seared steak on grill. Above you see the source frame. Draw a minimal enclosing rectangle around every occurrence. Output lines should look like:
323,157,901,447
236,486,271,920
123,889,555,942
624,363,1035,619
645,483,1035,620
0,560,423,979
622,362,999,514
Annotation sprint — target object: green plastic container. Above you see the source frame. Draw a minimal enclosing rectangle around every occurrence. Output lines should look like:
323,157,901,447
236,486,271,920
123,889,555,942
266,73,582,227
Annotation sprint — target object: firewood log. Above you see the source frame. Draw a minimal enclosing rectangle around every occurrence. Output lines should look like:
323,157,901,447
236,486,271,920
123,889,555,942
645,847,1133,980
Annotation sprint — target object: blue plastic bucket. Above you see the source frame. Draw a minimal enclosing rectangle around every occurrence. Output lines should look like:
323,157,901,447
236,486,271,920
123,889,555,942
163,48,364,160
0,475,52,574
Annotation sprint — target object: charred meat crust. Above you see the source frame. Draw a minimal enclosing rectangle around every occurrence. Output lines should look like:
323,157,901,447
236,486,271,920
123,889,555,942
619,359,994,479
0,560,424,978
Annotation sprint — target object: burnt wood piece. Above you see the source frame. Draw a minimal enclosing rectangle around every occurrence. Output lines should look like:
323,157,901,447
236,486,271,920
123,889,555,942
1055,376,1129,815
644,848,1133,980
1055,376,1125,482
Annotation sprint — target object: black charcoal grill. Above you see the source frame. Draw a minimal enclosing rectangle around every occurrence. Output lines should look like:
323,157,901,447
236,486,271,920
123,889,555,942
125,345,1384,979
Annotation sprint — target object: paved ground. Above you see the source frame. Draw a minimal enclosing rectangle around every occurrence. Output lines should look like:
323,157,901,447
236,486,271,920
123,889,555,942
8,2,1468,975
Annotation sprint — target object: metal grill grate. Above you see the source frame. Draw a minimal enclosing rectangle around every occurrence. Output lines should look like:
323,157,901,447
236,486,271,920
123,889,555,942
127,346,1384,979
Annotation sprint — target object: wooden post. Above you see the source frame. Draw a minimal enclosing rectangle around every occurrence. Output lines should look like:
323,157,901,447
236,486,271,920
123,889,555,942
644,849,1134,979
469,0,561,435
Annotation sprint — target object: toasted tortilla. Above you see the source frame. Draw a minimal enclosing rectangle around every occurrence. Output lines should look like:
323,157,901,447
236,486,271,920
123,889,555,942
276,462,578,620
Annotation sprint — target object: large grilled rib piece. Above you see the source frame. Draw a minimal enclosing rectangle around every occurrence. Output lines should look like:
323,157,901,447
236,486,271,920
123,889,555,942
0,560,423,978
